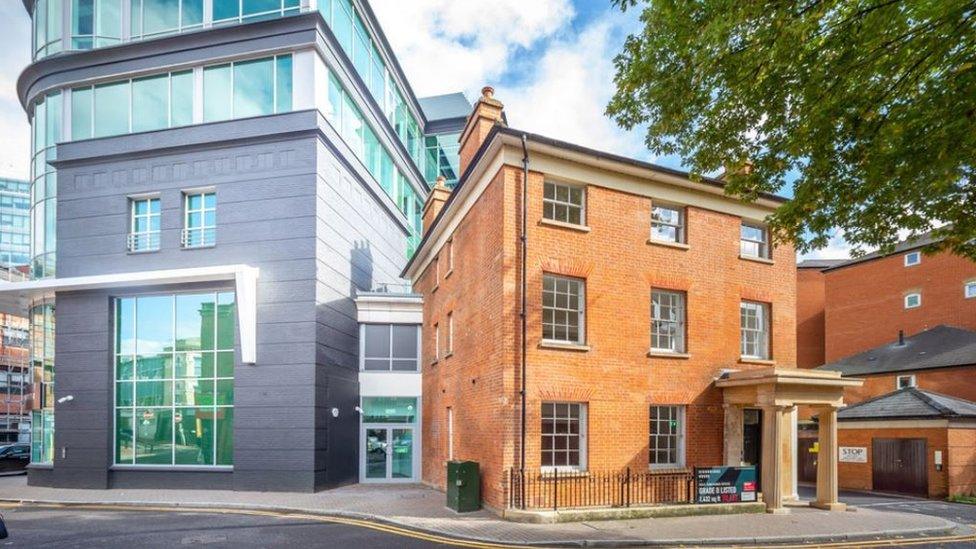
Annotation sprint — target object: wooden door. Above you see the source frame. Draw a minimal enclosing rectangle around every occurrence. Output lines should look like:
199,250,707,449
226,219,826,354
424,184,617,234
872,438,927,496
798,438,818,483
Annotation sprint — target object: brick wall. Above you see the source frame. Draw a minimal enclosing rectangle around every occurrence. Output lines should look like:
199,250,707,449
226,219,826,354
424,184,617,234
416,156,796,507
824,252,976,363
796,268,827,369
837,426,948,498
846,366,976,404
947,428,976,496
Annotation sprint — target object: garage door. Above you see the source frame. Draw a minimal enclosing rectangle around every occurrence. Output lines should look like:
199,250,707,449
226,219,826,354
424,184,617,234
872,438,927,496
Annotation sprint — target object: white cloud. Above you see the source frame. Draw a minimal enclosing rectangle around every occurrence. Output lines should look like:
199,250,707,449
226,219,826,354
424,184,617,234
371,0,576,97
371,0,649,159
799,230,853,261
0,3,31,182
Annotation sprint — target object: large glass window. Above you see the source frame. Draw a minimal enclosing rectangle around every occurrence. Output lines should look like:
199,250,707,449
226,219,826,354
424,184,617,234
71,0,123,50
130,0,204,39
649,405,684,468
542,274,585,344
740,301,770,360
541,402,586,471
361,397,416,423
362,324,420,371
114,291,236,466
30,301,55,463
30,91,62,279
214,0,300,25
204,55,293,122
740,222,770,259
651,290,686,353
543,181,585,226
73,69,194,139
183,191,216,248
33,0,63,59
93,81,130,138
131,74,169,133
128,197,161,252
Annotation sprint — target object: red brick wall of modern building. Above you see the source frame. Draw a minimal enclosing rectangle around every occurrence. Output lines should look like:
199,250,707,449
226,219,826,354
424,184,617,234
417,157,797,507
824,252,976,363
796,268,827,369
845,366,976,405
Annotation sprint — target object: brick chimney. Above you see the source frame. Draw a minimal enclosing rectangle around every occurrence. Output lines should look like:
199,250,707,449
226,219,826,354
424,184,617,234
458,86,506,176
422,176,451,234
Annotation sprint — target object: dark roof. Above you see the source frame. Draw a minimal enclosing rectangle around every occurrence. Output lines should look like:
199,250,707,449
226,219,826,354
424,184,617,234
797,259,848,269
817,325,976,376
418,93,471,122
823,228,946,272
837,387,976,421
401,124,790,278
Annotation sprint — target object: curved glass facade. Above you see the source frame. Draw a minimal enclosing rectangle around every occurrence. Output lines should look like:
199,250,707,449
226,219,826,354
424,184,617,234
31,0,304,61
30,92,62,280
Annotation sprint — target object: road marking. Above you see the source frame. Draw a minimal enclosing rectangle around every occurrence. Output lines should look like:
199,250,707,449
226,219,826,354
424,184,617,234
0,502,528,549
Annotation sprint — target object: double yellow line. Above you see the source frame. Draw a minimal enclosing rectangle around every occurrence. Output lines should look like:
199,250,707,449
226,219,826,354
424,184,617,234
1,501,973,549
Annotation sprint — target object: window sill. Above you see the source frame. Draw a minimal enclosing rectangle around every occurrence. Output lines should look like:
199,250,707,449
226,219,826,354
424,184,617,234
431,284,439,293
445,352,454,359
647,351,691,359
739,254,774,265
539,341,591,352
739,357,775,365
430,359,439,366
127,249,160,255
647,239,690,251
539,218,591,233
649,465,691,473
110,465,233,472
539,469,589,479
182,244,216,250
444,269,454,279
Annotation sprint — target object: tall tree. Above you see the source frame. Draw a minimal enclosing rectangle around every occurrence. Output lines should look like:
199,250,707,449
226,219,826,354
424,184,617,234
608,0,976,258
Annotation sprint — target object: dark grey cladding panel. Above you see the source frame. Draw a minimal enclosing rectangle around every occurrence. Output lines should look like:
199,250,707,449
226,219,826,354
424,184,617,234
18,14,323,107
110,470,234,491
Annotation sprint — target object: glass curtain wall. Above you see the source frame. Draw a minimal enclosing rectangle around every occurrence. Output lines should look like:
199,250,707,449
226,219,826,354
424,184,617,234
424,133,461,188
319,0,426,177
32,0,305,60
324,70,423,255
30,92,61,280
114,291,235,466
29,301,55,463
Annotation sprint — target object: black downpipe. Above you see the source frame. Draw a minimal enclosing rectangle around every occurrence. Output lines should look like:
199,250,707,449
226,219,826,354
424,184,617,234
519,134,529,507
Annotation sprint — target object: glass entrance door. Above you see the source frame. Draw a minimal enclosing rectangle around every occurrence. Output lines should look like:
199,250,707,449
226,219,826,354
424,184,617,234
362,426,415,481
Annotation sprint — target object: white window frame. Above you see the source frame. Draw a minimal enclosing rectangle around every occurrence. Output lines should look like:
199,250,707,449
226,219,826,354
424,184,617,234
650,203,685,244
542,274,586,345
649,405,685,469
897,375,916,389
740,222,770,259
904,251,921,267
359,323,421,372
446,311,454,356
128,195,161,252
740,300,771,360
541,402,587,473
965,281,976,299
182,190,216,248
542,181,586,226
651,289,686,353
904,293,921,309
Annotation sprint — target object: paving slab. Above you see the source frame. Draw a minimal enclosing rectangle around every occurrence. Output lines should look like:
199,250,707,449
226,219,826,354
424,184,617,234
0,475,962,547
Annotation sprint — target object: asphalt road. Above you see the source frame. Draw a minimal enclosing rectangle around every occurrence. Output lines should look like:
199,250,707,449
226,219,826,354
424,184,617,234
0,506,455,548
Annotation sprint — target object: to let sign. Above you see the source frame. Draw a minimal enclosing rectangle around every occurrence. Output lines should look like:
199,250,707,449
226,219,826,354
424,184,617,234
839,447,867,463
695,466,757,504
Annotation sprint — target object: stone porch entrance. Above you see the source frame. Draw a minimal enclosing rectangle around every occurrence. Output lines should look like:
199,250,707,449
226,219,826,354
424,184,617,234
716,367,863,513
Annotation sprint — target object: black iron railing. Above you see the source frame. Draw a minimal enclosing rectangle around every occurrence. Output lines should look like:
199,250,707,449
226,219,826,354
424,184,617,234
506,467,695,510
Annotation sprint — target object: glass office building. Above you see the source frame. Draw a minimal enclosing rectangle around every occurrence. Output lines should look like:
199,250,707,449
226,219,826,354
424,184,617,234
11,0,469,491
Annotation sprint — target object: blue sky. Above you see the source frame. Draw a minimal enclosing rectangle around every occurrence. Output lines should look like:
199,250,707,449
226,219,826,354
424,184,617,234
0,1,849,258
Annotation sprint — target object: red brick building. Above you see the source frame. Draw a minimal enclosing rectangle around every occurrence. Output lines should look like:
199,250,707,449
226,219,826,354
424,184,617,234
796,234,976,497
403,88,800,509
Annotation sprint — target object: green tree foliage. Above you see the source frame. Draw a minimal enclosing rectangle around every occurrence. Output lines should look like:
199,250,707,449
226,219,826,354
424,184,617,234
608,0,976,257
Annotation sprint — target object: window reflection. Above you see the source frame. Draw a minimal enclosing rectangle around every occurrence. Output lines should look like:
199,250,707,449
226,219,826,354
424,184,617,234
114,291,235,466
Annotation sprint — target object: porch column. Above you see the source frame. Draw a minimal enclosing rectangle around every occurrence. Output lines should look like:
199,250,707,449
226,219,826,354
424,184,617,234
813,405,845,511
761,405,788,514
723,404,744,465
781,406,798,502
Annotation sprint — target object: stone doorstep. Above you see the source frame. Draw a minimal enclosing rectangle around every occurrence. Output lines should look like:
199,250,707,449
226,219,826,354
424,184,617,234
502,501,767,524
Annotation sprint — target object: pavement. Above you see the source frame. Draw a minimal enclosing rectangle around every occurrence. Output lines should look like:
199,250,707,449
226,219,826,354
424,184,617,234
0,475,969,547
